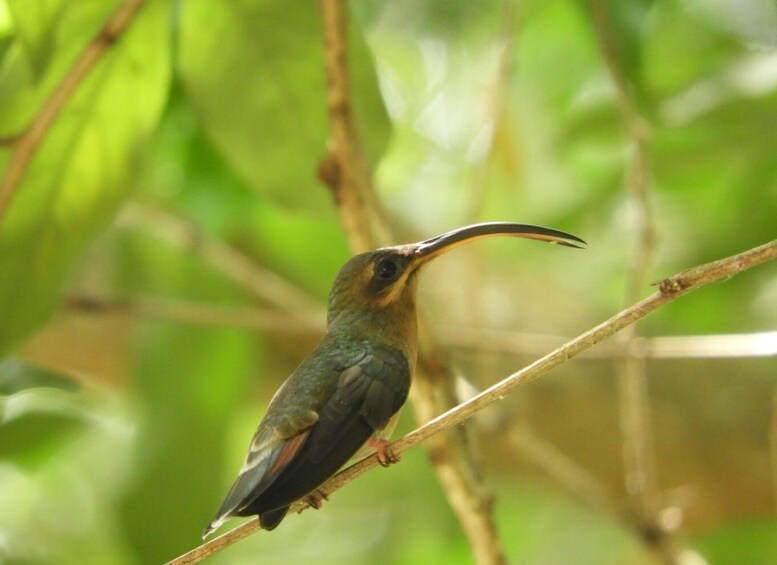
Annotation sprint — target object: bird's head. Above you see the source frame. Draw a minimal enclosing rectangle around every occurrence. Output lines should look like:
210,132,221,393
326,222,585,331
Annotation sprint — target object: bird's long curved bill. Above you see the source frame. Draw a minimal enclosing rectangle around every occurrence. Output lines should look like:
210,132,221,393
414,222,586,262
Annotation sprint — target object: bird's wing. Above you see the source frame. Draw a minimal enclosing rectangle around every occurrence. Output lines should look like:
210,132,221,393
202,404,318,537
203,346,409,536
240,346,409,525
305,347,409,465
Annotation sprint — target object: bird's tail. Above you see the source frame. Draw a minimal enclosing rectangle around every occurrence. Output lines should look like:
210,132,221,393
258,506,289,531
201,517,226,540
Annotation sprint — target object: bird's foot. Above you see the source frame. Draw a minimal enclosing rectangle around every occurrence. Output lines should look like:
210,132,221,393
305,489,329,510
370,437,400,467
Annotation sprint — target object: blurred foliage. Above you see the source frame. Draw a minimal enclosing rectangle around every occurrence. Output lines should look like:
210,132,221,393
0,0,170,350
1,0,776,564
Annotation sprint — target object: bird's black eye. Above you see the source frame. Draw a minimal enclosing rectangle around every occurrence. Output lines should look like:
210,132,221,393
375,257,400,281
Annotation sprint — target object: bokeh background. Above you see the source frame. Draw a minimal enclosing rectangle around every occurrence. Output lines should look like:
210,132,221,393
1,0,777,563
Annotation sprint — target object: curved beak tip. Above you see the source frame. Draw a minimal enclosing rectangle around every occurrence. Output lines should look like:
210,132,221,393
414,222,586,260
554,236,587,249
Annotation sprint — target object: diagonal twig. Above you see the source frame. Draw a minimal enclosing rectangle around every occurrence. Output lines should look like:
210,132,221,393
67,295,777,359
318,2,507,562
442,327,777,360
318,2,507,563
464,0,517,224
0,0,148,223
64,295,326,335
118,203,324,319
319,0,389,252
586,1,668,558
770,387,777,513
509,424,626,521
164,238,777,565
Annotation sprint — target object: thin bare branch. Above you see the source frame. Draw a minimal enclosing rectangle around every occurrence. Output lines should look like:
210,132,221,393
0,0,148,223
67,294,777,359
318,3,506,563
64,295,326,334
442,327,777,359
319,0,389,251
0,134,22,147
510,424,625,520
118,203,324,319
587,2,663,558
166,238,777,565
640,331,777,358
771,386,777,513
464,0,517,224
514,420,703,565
413,340,506,565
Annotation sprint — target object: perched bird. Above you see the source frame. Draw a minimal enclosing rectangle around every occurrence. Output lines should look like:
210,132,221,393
203,222,585,537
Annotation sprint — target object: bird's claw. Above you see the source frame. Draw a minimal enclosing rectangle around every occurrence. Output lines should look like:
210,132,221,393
370,438,400,467
305,489,328,510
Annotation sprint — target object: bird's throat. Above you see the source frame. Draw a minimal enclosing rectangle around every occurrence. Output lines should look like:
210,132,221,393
329,300,419,367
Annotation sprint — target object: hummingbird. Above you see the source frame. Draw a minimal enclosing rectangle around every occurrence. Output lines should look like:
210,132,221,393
203,222,585,537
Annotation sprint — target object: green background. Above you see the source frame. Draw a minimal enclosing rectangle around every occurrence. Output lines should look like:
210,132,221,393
1,0,777,563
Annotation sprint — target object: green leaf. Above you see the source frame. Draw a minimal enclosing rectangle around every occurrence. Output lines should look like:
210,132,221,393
0,388,86,466
0,0,171,352
0,0,119,136
6,0,67,77
0,358,85,468
0,377,135,565
0,356,79,394
178,0,389,211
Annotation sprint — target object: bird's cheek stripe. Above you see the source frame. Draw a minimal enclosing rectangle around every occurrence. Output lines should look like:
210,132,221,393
375,270,414,308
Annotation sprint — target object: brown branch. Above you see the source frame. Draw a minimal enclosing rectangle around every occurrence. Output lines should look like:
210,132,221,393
68,294,777,359
587,2,664,558
464,0,516,224
318,2,506,563
771,387,777,513
412,339,506,565
510,424,625,520
0,133,22,146
319,0,380,252
443,327,777,359
166,237,777,565
510,424,695,560
0,0,148,223
64,295,326,334
118,203,324,318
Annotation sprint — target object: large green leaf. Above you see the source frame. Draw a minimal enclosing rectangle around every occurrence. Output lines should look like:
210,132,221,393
0,358,134,565
0,0,171,352
5,0,67,77
0,358,83,467
0,0,120,135
178,0,389,211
